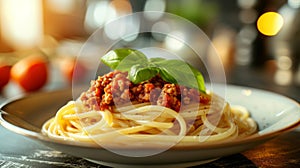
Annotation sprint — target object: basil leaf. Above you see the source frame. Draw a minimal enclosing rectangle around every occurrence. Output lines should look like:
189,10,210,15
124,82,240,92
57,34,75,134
189,65,206,93
156,59,206,93
100,48,206,92
158,68,177,84
101,48,147,71
149,57,165,63
129,64,159,84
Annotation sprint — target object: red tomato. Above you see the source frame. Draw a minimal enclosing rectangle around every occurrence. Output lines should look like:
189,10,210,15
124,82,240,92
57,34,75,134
0,64,11,92
60,58,86,83
11,56,48,92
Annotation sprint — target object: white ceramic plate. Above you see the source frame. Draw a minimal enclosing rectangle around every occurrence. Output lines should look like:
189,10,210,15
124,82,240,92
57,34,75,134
1,85,299,167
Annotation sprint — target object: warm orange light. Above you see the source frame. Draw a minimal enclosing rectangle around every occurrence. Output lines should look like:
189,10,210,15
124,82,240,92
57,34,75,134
257,12,284,36
0,0,43,49
46,0,76,14
111,0,132,15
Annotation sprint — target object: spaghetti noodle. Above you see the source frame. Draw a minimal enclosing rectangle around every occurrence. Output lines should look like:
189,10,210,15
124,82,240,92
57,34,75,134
42,71,257,145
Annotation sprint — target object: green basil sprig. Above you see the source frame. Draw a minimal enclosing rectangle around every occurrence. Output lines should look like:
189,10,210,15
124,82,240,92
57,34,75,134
101,48,206,93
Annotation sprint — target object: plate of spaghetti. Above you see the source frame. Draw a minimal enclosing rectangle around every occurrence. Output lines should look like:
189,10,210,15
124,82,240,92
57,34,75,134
1,49,300,167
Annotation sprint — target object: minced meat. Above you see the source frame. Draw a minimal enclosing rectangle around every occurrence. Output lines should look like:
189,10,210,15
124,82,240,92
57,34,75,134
79,70,210,112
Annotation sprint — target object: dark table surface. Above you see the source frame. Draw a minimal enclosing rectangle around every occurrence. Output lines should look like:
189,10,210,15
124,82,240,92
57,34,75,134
0,65,299,168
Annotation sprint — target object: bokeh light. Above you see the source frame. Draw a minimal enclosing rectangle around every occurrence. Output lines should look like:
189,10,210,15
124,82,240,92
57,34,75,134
277,55,292,70
274,69,293,86
257,12,284,36
84,0,132,34
0,0,43,49
288,0,300,8
144,0,166,20
165,31,185,51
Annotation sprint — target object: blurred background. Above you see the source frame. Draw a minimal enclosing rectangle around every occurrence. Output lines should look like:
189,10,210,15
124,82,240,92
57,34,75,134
0,0,299,101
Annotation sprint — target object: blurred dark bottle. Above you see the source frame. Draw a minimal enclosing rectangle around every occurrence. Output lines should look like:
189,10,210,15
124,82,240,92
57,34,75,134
271,0,300,86
252,0,287,67
251,0,272,67
271,0,300,72
236,0,286,67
